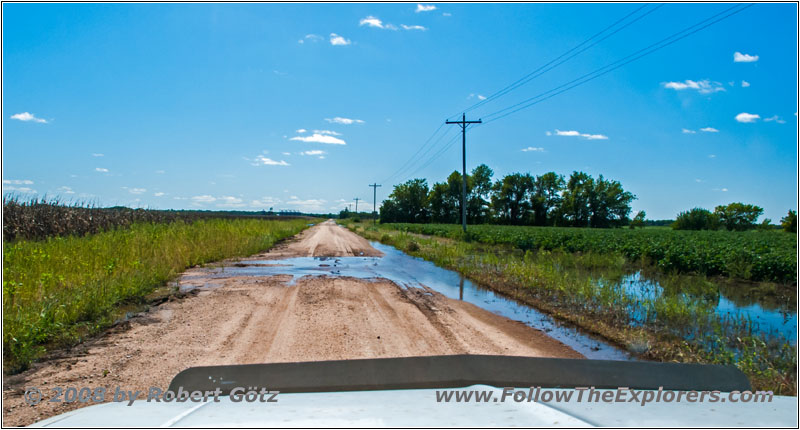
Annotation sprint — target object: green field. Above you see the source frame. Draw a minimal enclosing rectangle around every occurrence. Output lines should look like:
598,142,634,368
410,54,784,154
381,223,797,283
346,221,797,394
3,218,310,372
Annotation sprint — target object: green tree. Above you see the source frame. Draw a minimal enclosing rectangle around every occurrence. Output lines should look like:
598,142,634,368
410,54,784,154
490,173,534,224
559,171,594,227
588,175,636,228
530,172,565,226
630,210,646,229
672,208,719,230
781,209,797,233
380,179,430,223
714,202,763,231
467,164,494,223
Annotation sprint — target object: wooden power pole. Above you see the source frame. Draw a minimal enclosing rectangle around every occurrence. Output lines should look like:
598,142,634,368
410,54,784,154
353,197,360,214
369,183,382,224
446,113,482,232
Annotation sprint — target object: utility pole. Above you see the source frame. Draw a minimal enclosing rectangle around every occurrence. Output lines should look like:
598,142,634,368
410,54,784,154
353,197,360,214
369,183,382,224
445,113,482,233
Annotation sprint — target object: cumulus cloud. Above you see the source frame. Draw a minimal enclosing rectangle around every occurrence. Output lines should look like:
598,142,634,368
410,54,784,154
95,167,109,173
4,185,37,193
764,115,786,124
325,117,364,125
57,186,75,194
700,127,719,133
3,179,34,185
330,33,351,46
92,153,104,157
401,24,427,31
192,195,216,204
296,129,307,133
682,128,696,134
298,34,323,44
286,198,328,211
741,80,750,88
154,192,166,197
217,196,246,208
521,147,545,152
735,112,760,123
733,52,758,63
128,188,147,194
10,112,47,123
360,16,397,30
550,129,608,140
300,150,326,156
313,129,342,136
253,155,290,166
662,79,725,94
290,133,346,145
416,4,436,12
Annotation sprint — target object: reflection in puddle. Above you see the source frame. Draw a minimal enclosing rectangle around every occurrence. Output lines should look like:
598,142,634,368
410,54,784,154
188,242,632,361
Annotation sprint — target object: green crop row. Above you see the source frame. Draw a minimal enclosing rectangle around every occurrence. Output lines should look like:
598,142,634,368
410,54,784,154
382,224,797,283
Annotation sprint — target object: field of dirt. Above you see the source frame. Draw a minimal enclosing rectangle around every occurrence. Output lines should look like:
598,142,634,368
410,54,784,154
2,220,580,426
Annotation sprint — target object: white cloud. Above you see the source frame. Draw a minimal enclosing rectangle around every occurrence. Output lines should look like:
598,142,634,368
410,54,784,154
733,52,758,63
325,117,364,125
191,195,216,204
735,112,760,123
10,112,47,123
477,94,487,100
296,128,307,133
682,128,696,134
57,186,75,194
253,155,290,166
290,133,346,145
764,115,786,124
700,127,719,133
154,192,166,197
442,12,452,17
521,147,545,152
95,167,109,173
551,129,608,140
251,197,280,207
359,16,397,30
709,154,716,158
298,34,323,44
286,198,328,212
3,179,34,185
92,153,104,157
282,152,292,156
330,33,351,46
4,185,37,193
401,24,427,31
300,150,327,156
741,80,750,88
217,196,246,208
155,170,165,174
416,4,436,12
662,79,725,94
128,188,147,194
313,129,342,136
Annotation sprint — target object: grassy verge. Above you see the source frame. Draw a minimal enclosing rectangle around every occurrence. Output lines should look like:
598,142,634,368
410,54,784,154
3,218,311,372
345,222,797,394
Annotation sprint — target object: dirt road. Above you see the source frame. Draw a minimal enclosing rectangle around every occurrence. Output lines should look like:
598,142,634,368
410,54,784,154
3,220,580,426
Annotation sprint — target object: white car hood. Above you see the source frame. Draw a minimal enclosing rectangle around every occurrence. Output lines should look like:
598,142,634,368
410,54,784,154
33,385,798,427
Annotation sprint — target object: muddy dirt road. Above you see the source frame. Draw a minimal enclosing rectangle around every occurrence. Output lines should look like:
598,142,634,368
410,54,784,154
3,220,580,426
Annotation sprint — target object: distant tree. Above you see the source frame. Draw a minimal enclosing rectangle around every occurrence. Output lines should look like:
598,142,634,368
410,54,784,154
756,218,774,231
339,208,351,219
672,208,719,230
630,210,646,229
588,175,636,228
530,172,565,226
490,173,534,224
380,178,430,223
559,171,594,227
714,202,763,231
781,209,797,233
467,164,494,223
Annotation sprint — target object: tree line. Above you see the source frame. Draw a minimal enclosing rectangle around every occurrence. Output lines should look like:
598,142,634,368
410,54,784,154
378,165,637,228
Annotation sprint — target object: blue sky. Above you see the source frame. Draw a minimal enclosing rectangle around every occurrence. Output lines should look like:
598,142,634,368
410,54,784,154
3,3,797,220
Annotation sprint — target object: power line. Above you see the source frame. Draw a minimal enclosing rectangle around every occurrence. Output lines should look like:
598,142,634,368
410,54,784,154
450,3,659,119
481,4,751,124
446,114,482,232
383,126,459,184
380,122,447,184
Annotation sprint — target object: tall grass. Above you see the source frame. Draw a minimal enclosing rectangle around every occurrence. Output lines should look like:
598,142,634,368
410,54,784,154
3,218,310,372
351,223,797,394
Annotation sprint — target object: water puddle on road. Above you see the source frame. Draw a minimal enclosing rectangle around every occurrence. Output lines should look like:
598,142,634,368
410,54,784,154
185,241,632,361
